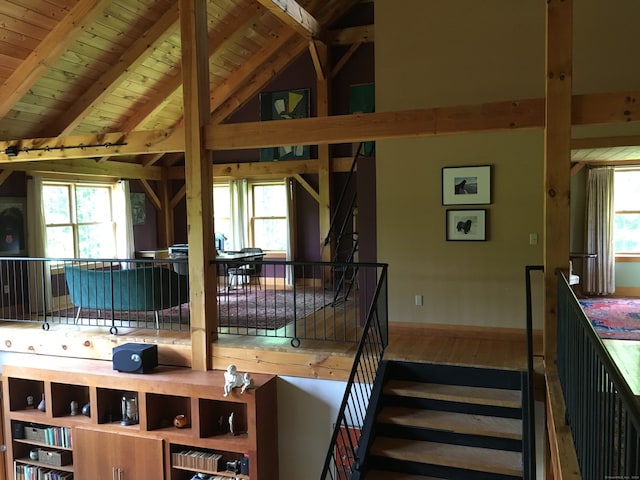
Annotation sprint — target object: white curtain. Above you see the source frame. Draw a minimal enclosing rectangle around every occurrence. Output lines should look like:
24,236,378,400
113,180,135,264
230,179,248,250
584,167,615,295
285,177,295,287
26,176,50,312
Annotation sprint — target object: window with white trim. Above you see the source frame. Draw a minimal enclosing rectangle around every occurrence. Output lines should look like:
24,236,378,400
42,181,116,258
614,169,640,254
249,182,287,251
213,180,288,252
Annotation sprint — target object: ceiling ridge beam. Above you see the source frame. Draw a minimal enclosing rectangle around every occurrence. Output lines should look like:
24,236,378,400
256,0,322,39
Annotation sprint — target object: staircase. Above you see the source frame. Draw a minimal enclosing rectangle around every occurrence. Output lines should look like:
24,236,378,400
358,360,531,480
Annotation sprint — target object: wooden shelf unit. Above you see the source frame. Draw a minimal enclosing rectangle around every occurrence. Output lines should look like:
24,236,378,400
2,356,278,480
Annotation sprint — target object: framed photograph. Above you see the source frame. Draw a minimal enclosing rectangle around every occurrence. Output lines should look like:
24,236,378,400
442,165,492,205
446,209,487,241
0,197,27,255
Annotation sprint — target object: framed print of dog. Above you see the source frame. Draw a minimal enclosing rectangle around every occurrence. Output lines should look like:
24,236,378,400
446,209,487,241
0,198,26,255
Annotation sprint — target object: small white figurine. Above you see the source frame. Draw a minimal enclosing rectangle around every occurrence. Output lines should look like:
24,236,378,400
223,364,243,397
224,364,254,396
241,372,254,394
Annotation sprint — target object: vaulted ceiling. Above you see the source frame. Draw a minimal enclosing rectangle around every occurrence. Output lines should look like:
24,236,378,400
0,0,366,170
0,0,638,172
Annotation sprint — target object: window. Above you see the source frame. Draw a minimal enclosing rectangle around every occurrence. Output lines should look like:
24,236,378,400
42,181,116,258
249,182,288,251
614,169,640,254
213,183,232,248
213,180,289,252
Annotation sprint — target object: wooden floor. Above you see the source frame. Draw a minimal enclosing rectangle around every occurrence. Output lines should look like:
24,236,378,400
2,300,638,385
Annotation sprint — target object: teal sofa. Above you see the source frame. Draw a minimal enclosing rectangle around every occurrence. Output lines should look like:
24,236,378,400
64,265,189,329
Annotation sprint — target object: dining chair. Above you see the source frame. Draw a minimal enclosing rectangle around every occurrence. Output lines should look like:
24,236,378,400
227,247,264,290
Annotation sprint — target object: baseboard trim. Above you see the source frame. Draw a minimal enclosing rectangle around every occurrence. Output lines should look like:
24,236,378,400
613,286,640,298
389,322,543,353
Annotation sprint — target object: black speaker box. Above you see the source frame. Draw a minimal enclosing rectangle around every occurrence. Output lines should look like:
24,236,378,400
112,343,158,373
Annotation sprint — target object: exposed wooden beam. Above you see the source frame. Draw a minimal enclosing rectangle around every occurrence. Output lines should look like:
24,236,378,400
170,184,187,209
308,40,327,81
180,0,215,370
293,174,319,202
211,36,307,124
543,0,573,365
330,25,374,45
1,91,639,163
119,3,261,133
570,162,586,176
139,179,161,210
0,170,12,186
209,0,329,124
0,0,112,119
331,41,363,78
50,3,180,138
255,0,321,39
0,158,162,180
571,134,640,149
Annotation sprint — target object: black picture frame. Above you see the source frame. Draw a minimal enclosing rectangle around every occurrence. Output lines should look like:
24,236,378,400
446,209,487,241
442,165,492,205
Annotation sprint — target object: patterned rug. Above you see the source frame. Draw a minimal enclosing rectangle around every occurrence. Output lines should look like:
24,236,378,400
56,288,336,331
579,297,640,340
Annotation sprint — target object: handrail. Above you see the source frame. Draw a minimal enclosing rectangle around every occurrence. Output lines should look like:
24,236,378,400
525,265,543,480
0,256,386,348
556,270,640,477
320,264,388,479
324,142,364,249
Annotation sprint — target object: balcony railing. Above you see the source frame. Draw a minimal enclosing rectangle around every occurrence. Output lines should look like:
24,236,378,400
557,270,640,477
0,256,387,348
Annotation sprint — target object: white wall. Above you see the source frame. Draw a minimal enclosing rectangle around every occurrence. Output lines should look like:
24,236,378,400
375,0,640,329
277,376,346,479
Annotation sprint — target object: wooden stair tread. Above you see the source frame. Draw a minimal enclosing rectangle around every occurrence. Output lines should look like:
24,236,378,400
371,437,522,477
378,406,522,440
366,471,444,480
384,380,521,408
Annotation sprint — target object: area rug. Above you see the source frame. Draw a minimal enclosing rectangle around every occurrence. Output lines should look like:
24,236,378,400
217,287,336,331
579,297,640,340
55,288,336,331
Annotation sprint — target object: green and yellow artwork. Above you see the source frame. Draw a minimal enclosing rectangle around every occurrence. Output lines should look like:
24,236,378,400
259,88,310,161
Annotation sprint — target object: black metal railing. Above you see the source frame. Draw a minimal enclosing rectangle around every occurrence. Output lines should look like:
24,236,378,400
320,266,388,479
0,256,386,347
557,270,640,477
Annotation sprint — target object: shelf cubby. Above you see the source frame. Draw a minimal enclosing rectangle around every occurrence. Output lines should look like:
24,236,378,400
146,393,192,432
199,399,247,438
95,387,138,426
7,378,44,412
50,382,90,418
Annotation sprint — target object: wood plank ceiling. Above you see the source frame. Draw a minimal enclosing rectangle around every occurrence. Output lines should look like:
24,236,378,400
0,0,637,169
0,0,363,169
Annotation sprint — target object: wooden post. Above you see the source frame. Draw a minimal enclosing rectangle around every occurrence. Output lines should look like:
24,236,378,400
314,41,333,268
180,0,216,371
544,0,572,364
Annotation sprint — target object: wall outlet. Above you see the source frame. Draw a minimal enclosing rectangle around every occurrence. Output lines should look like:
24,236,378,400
415,295,423,306
3,285,8,294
